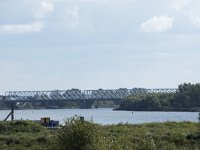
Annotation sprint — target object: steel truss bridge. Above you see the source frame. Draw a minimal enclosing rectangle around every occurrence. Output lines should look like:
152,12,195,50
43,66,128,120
1,88,177,121
4,88,177,103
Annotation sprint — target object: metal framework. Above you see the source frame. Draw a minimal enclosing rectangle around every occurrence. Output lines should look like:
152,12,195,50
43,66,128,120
3,88,177,102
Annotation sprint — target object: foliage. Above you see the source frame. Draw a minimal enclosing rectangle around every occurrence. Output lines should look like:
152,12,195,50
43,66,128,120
103,122,200,150
171,83,200,111
119,83,200,111
56,117,106,150
0,120,45,134
0,120,200,150
119,93,174,111
0,121,52,150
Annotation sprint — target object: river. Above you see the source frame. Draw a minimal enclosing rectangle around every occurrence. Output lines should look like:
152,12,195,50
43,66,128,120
0,108,199,125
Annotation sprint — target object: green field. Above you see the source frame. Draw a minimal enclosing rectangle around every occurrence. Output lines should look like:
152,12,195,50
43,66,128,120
0,119,199,150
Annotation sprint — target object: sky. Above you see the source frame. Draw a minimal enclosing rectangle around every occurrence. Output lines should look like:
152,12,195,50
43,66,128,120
0,0,200,94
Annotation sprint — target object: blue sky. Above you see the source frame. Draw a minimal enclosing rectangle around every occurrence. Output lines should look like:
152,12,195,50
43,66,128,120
0,0,200,93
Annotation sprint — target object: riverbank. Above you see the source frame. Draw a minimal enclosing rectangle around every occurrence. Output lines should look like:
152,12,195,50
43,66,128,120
0,120,199,150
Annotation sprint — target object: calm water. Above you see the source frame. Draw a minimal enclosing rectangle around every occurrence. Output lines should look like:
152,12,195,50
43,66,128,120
0,108,199,125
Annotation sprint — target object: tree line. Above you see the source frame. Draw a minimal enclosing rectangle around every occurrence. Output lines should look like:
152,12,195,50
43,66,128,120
118,83,200,111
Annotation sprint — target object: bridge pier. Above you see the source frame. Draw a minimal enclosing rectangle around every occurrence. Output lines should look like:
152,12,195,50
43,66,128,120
79,101,94,109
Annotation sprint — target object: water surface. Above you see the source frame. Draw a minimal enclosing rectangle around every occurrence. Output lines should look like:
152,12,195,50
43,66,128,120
0,108,199,125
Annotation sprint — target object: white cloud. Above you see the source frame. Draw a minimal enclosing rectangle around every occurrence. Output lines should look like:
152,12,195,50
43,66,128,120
190,15,200,27
0,22,44,33
140,16,174,33
51,0,132,2
180,1,200,27
32,1,54,18
66,5,80,28
171,0,192,11
67,5,79,19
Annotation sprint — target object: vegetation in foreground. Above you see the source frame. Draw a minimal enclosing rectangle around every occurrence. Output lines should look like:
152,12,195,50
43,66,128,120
0,118,200,150
118,83,200,111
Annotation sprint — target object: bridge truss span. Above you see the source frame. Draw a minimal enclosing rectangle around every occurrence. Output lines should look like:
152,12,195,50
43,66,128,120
4,88,178,102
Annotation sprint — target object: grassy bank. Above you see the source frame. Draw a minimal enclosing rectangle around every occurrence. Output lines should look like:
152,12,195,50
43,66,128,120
0,121,53,150
0,119,199,150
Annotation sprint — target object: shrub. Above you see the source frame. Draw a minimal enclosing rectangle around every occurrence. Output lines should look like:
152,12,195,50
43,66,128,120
57,117,106,150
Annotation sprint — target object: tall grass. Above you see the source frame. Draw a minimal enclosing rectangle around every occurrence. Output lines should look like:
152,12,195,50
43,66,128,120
0,120,199,150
